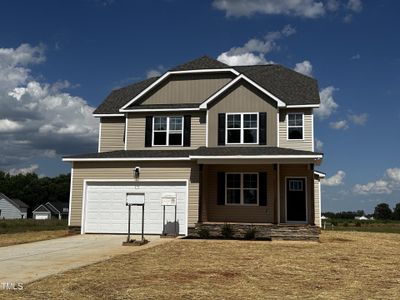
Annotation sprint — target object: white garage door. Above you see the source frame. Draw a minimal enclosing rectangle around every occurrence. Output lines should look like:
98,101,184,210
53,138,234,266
84,181,187,235
34,213,49,220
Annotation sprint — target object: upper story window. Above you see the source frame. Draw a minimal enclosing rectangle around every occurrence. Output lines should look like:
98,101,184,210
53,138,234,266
226,113,258,144
287,113,304,140
153,116,183,146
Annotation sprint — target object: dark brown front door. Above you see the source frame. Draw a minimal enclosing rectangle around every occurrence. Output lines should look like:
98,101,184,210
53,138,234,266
286,178,307,222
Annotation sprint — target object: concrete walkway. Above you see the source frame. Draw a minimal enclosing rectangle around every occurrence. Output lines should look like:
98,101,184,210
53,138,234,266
0,234,167,284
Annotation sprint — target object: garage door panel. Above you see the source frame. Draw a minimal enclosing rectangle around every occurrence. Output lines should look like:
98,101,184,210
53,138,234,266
84,181,187,235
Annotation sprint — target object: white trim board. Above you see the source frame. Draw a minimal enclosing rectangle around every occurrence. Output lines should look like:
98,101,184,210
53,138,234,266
63,154,323,162
199,74,286,109
120,68,239,112
68,166,74,226
93,113,124,117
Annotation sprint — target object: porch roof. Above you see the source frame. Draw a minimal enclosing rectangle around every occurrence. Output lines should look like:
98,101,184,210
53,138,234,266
63,147,323,163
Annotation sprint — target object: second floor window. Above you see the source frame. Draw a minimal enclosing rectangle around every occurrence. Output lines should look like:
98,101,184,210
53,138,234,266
287,113,304,140
153,116,183,146
226,113,258,144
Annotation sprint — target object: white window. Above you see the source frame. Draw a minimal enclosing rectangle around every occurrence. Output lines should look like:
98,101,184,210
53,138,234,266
153,116,183,146
287,113,304,140
226,173,258,205
226,113,258,144
289,179,304,191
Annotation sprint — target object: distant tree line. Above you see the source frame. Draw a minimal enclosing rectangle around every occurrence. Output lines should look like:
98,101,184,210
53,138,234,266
0,171,70,213
324,203,400,220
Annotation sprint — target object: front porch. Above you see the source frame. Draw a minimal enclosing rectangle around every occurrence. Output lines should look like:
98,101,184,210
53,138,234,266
194,162,322,241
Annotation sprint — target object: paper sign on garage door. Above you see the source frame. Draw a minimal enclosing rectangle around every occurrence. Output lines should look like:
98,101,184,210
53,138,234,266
126,193,145,205
161,192,177,206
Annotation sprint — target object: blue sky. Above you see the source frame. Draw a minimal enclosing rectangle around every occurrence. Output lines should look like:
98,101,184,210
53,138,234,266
0,0,399,213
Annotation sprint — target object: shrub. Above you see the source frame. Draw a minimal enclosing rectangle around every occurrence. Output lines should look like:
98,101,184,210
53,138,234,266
198,228,210,239
221,223,234,239
355,221,362,227
244,226,257,240
343,222,349,227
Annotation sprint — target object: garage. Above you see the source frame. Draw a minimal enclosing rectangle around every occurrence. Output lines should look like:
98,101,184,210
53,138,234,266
83,181,188,235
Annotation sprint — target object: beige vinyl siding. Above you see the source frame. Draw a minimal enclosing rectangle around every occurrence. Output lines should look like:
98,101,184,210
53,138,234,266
203,164,276,223
208,81,278,147
69,161,199,228
279,108,313,151
99,117,125,152
314,177,321,227
138,73,234,105
126,112,206,150
279,164,314,224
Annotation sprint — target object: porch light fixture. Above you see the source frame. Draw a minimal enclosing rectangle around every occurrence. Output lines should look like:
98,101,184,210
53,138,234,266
134,166,140,179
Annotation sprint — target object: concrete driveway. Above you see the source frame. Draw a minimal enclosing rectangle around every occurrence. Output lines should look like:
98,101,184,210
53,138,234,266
0,234,166,284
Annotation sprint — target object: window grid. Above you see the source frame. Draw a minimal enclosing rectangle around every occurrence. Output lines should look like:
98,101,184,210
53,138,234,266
226,113,259,144
152,116,183,146
225,173,259,206
287,113,304,140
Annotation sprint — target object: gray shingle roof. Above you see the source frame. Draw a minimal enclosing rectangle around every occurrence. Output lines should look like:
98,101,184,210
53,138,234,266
64,147,321,159
93,77,159,114
170,55,229,71
0,193,29,209
93,56,320,114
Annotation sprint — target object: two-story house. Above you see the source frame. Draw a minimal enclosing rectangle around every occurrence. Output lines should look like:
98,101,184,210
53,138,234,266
63,56,325,240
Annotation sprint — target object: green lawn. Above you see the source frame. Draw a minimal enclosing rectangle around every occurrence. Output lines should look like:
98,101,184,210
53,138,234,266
0,219,68,234
322,220,400,234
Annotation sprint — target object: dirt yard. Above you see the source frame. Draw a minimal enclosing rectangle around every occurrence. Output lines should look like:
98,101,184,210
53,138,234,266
2,231,400,299
0,230,69,247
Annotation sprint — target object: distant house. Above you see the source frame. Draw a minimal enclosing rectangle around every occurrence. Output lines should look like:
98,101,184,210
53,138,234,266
0,193,29,219
33,202,69,220
355,216,369,221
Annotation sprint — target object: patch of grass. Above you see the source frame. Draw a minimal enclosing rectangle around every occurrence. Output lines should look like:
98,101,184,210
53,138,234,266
0,219,68,234
2,231,400,299
330,225,400,234
0,230,69,247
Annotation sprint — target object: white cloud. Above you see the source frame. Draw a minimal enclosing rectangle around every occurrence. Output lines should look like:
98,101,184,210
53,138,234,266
322,170,346,186
353,180,392,195
326,0,340,11
217,24,295,66
330,120,349,130
386,168,400,182
8,164,39,175
217,52,269,66
0,119,23,132
348,113,368,125
146,65,165,78
347,0,362,12
0,44,98,170
353,167,400,195
314,86,339,120
213,0,325,18
294,60,313,76
351,53,361,60
315,138,324,151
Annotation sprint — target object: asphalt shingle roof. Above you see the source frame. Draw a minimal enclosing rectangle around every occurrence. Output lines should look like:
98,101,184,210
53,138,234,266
64,147,321,159
93,56,320,114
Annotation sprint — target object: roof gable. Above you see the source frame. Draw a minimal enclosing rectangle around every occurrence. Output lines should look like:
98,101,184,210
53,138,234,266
33,204,50,213
0,193,28,210
93,56,320,115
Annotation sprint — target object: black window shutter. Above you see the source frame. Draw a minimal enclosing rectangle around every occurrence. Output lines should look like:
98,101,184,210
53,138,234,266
259,172,267,206
217,172,225,205
259,112,267,145
218,113,226,146
183,115,191,147
145,116,152,147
